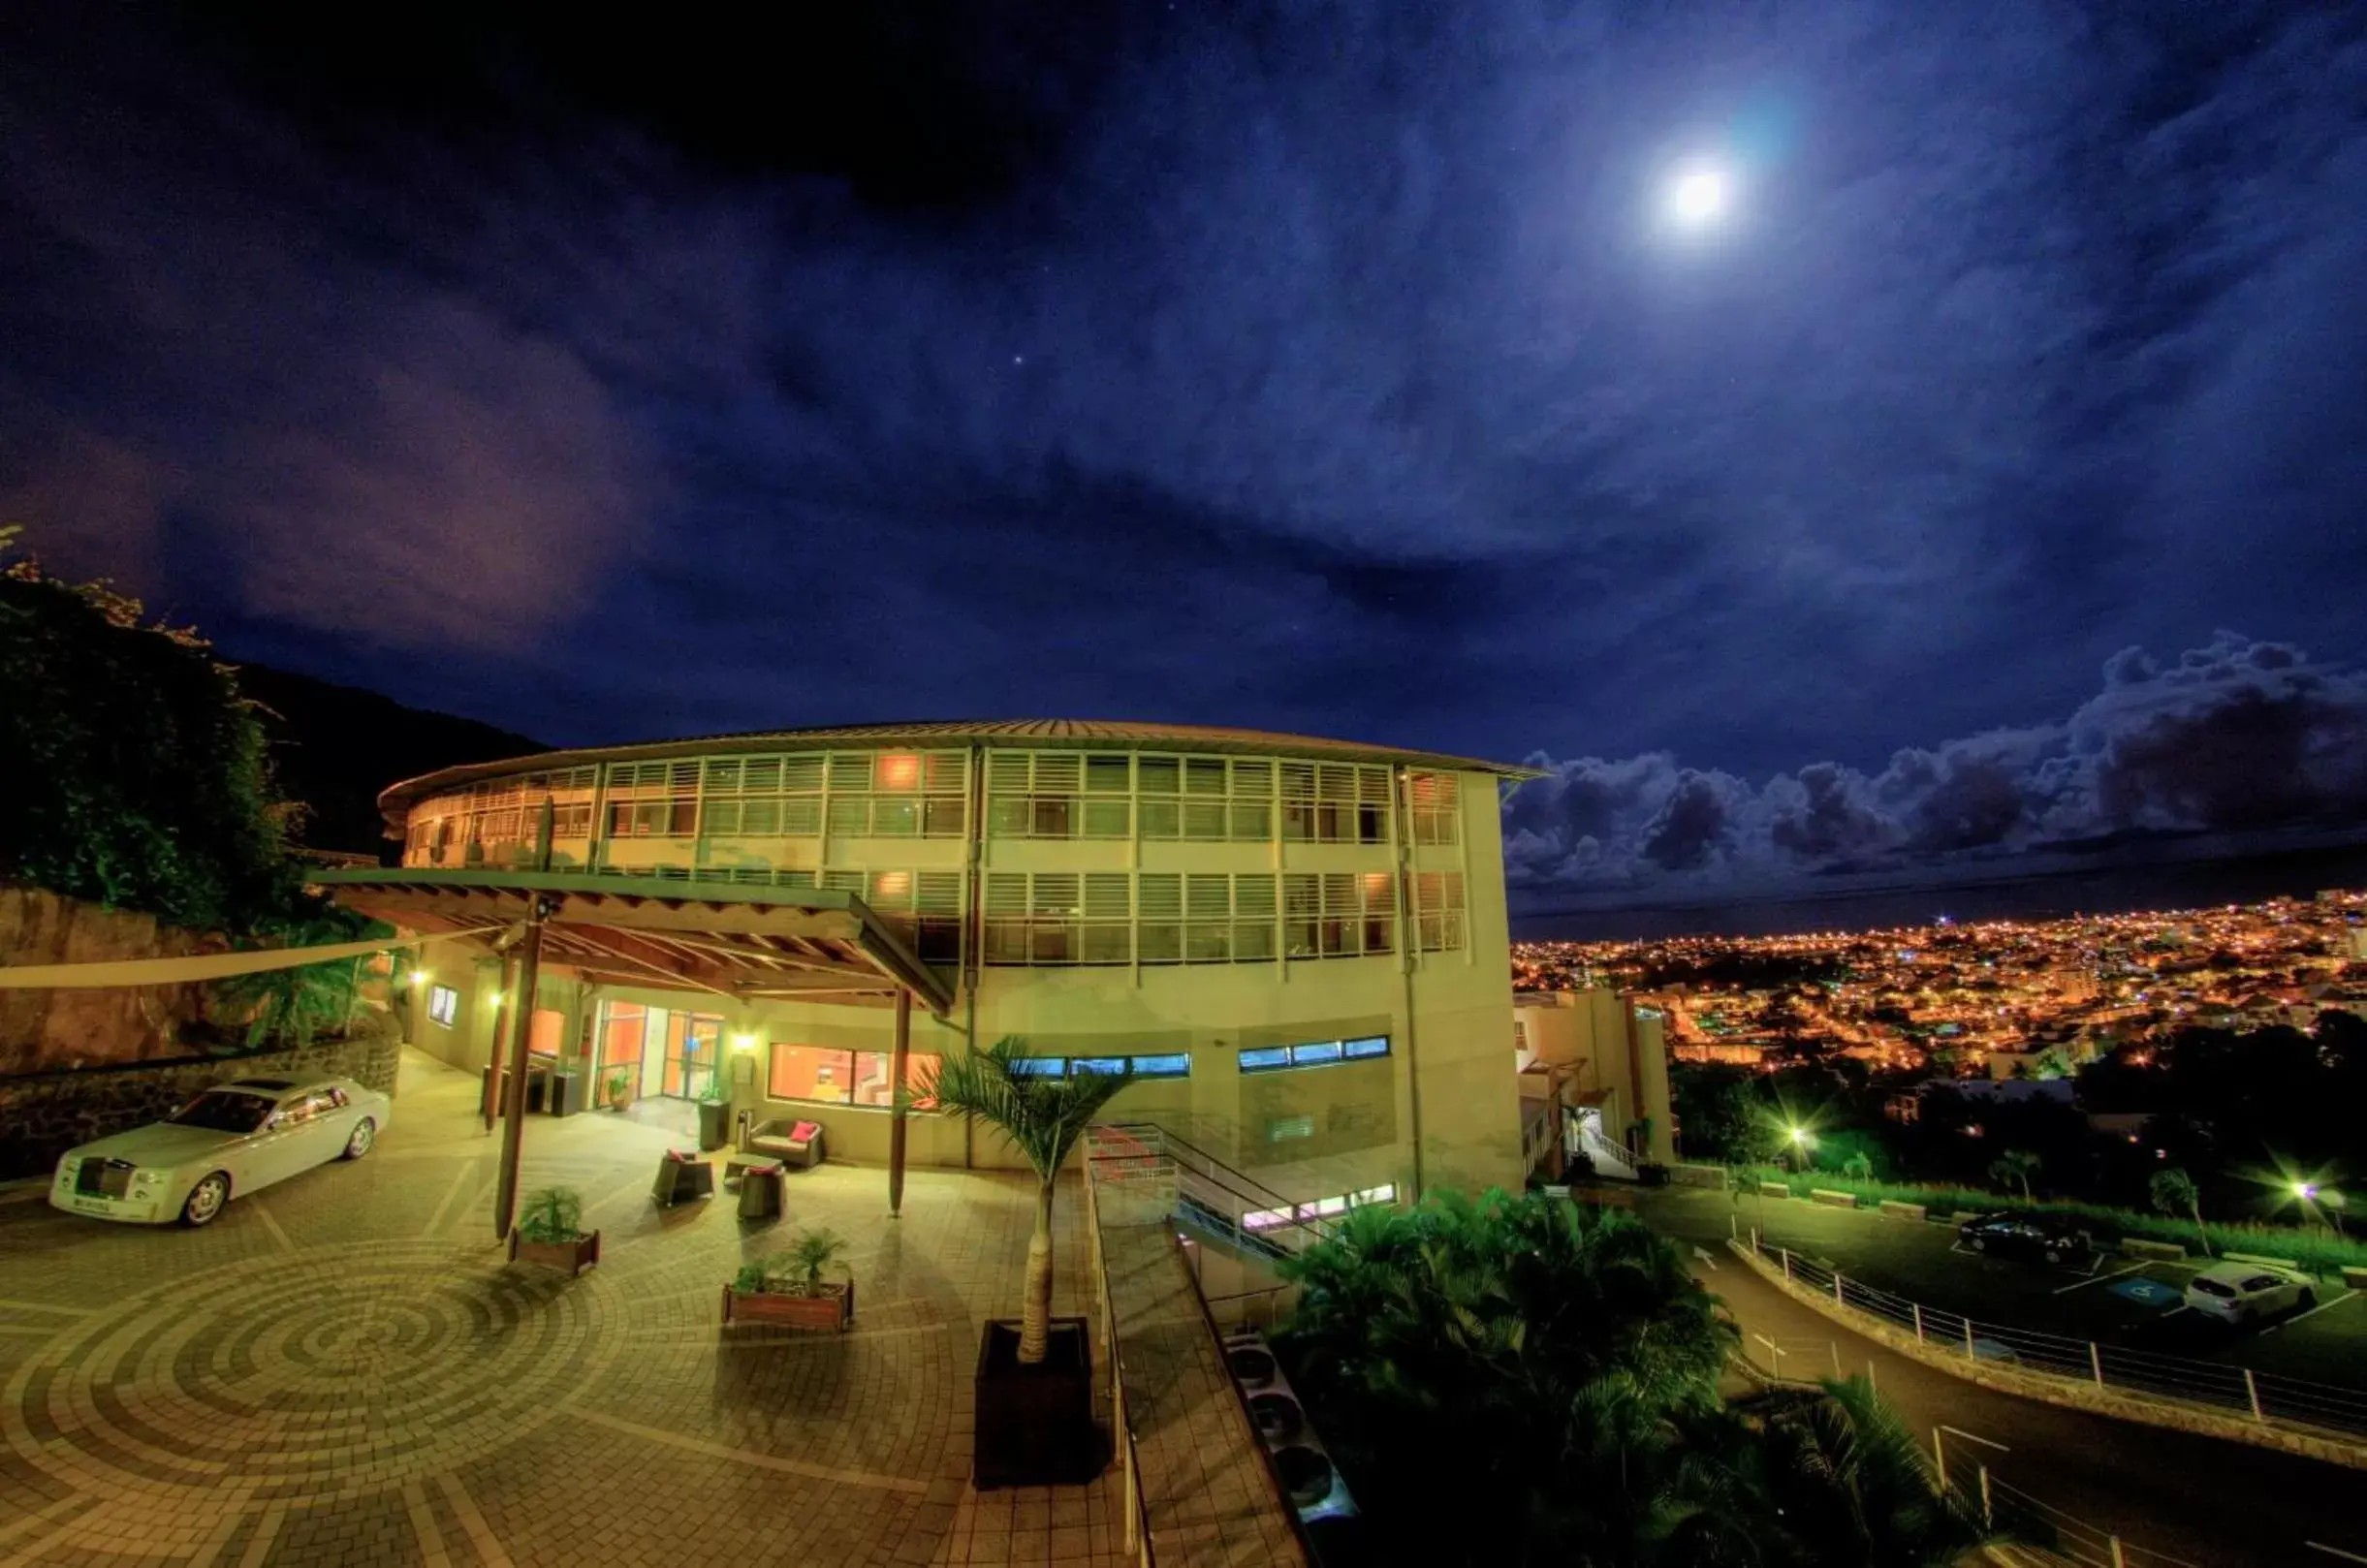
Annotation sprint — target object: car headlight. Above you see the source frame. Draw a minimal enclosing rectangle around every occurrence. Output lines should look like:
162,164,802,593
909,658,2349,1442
132,1170,164,1188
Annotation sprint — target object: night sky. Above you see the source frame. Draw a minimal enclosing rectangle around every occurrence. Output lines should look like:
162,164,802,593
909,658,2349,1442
5,4,2365,913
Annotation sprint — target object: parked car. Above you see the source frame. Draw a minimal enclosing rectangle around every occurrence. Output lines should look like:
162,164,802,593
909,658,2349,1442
2184,1261,2315,1326
48,1077,391,1228
1956,1210,2094,1265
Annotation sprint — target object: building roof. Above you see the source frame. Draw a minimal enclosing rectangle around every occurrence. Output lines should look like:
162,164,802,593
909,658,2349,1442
309,867,954,1016
376,717,1544,823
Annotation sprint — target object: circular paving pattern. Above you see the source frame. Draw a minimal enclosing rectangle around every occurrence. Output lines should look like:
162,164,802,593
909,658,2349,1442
3,1239,623,1503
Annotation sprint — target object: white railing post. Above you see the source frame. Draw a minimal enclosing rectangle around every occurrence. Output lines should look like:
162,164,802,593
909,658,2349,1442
1978,1464,1993,1530
1783,1248,1793,1282
1932,1427,1946,1492
1912,1301,1925,1343
1833,1271,1846,1308
2246,1367,2264,1423
2090,1341,2105,1389
1964,1320,1976,1360
2109,1537,2127,1568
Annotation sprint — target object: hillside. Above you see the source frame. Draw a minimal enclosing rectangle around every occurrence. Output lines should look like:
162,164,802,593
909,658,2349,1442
229,662,545,858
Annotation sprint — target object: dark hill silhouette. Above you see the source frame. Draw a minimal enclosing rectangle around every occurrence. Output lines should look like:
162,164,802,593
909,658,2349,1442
229,661,544,859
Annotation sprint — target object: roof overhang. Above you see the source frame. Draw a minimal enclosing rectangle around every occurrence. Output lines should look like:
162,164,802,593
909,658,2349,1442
308,868,954,1018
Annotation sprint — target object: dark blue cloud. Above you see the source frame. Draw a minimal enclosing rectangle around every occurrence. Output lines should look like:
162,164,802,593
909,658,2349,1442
2,1,2363,856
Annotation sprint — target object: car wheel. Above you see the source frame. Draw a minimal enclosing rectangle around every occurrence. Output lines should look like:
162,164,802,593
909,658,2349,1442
1970,1237,1987,1252
2044,1246,2063,1265
342,1117,376,1160
182,1173,231,1228
2298,1288,2317,1310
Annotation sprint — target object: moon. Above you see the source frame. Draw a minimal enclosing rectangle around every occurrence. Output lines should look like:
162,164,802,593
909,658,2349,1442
1666,164,1730,227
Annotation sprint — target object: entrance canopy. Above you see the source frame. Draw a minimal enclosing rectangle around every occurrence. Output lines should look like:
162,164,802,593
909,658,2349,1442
309,868,954,1018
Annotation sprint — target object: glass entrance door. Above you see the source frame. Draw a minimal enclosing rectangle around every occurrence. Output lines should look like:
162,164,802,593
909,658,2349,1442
662,1011,724,1099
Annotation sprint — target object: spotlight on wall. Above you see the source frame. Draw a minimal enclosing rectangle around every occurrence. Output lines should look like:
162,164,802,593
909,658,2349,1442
408,970,428,987
731,1032,758,1053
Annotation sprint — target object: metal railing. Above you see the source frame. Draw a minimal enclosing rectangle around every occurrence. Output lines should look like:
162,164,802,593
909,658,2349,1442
1746,1232,2367,1439
1091,1121,1339,1263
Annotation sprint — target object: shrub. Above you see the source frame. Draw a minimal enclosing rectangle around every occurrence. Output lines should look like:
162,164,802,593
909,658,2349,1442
516,1187,584,1244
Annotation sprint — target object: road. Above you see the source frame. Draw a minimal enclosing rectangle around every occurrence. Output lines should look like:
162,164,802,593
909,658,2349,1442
1651,1203,2367,1568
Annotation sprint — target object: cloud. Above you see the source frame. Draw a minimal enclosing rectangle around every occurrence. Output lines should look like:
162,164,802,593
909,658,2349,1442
1505,634,2367,908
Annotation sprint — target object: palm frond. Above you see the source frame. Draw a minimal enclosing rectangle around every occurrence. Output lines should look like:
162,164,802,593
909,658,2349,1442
909,1036,1135,1180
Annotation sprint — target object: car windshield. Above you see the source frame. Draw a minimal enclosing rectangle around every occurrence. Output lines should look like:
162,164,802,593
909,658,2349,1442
167,1090,274,1134
2193,1277,2236,1299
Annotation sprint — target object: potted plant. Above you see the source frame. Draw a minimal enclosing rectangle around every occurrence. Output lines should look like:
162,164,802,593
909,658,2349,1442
508,1186,600,1275
696,1069,735,1151
913,1037,1134,1487
605,1069,635,1112
721,1228,854,1330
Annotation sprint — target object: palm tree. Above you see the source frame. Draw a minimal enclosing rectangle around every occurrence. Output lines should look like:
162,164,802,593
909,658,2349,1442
2150,1167,2212,1258
1728,1375,1993,1567
210,918,371,1051
1989,1148,2039,1202
913,1037,1133,1364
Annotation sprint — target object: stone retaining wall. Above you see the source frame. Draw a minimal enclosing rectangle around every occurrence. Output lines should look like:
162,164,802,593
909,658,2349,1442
0,1012,399,1179
1726,1238,2367,1473
0,886,227,1076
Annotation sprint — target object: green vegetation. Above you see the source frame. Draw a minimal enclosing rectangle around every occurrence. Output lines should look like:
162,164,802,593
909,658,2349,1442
1733,1166,2367,1275
516,1187,585,1245
734,1230,849,1296
1987,1147,2040,1201
912,1037,1134,1363
2150,1168,2211,1259
1276,1189,1989,1566
1,528,298,932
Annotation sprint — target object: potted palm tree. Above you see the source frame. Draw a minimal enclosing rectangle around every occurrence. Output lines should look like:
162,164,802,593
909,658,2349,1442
605,1069,635,1112
913,1037,1134,1488
721,1228,853,1330
509,1186,600,1275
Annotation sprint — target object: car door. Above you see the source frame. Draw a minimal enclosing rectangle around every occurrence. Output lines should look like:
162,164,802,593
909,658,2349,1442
279,1091,349,1176
247,1094,325,1188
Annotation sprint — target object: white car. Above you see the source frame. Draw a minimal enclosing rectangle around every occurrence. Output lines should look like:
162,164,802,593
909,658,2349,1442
2183,1261,2316,1326
49,1076,391,1227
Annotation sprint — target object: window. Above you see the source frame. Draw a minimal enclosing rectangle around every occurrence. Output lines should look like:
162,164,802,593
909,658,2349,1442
604,760,701,838
988,751,1122,840
1407,771,1461,845
1412,871,1467,953
427,985,459,1028
983,871,1131,965
994,1054,1189,1081
1283,872,1396,958
767,1044,934,1108
1244,1182,1398,1232
1137,755,1273,840
1137,873,1277,965
857,868,964,963
1279,762,1389,844
1239,1035,1390,1074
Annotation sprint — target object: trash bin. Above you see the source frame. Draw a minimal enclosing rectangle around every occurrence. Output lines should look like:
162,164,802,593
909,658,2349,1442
697,1097,734,1152
547,1071,584,1117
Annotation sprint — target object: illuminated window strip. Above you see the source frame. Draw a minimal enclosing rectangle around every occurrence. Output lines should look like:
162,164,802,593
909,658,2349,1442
1243,1182,1400,1233
1238,1034,1390,1074
1007,1053,1191,1081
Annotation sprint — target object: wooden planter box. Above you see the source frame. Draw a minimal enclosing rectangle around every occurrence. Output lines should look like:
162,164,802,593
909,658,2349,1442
973,1318,1100,1489
509,1230,601,1276
721,1280,853,1331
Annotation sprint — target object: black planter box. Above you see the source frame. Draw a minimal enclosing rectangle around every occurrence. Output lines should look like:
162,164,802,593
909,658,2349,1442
973,1317,1100,1489
698,1099,735,1152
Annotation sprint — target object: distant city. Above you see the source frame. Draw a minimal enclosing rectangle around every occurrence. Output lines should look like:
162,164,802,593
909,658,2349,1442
1515,888,2367,1081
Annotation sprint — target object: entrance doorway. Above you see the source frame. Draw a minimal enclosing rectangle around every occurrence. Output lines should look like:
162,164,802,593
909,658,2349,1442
591,1000,726,1102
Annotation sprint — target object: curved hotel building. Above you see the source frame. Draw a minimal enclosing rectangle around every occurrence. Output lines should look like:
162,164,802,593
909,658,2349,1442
322,721,1537,1205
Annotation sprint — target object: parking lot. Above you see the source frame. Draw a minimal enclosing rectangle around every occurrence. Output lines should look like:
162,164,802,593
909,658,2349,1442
1633,1185,2367,1390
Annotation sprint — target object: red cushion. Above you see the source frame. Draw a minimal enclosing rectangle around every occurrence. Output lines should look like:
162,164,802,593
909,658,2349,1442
789,1120,822,1143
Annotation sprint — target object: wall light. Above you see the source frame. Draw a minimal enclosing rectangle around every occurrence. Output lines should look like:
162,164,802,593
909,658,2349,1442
731,1032,759,1053
408,970,429,987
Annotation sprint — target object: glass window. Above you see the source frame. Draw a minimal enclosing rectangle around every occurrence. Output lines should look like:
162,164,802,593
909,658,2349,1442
427,985,458,1028
769,1044,854,1104
1238,1047,1292,1073
1343,1035,1390,1059
1130,1053,1191,1079
1010,1056,1068,1078
1072,1055,1130,1077
1290,1040,1343,1067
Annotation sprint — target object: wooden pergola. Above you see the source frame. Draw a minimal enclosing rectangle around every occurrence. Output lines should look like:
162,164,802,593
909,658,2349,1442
311,866,955,1236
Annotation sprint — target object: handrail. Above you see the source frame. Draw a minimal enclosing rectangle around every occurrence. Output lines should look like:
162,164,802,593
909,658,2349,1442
1091,1120,1341,1258
1744,1232,2367,1441
1101,1121,1310,1215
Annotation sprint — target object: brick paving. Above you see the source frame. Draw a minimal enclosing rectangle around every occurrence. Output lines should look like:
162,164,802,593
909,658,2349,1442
0,1049,1135,1567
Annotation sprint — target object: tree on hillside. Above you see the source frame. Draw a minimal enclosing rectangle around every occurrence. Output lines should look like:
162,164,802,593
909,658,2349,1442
2150,1167,2212,1259
1989,1148,2040,1201
1,529,297,932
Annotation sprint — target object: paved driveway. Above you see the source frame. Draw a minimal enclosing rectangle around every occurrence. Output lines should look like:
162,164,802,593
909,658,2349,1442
0,1049,1126,1568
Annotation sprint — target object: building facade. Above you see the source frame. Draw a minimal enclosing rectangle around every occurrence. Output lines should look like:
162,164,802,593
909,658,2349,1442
372,721,1533,1205
1513,988,1677,1176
